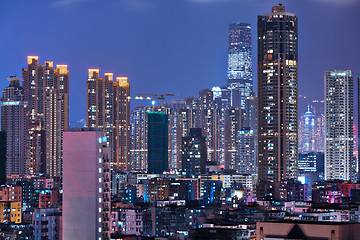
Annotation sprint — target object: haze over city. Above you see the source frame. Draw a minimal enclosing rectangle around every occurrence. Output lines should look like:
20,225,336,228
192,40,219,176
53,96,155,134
1,1,360,239
0,0,359,125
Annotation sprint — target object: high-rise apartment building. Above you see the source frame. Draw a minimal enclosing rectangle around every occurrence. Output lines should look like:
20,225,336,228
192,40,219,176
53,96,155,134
314,103,326,152
22,57,69,177
257,4,298,182
45,90,62,178
358,74,360,179
199,88,229,166
86,70,130,171
181,128,206,177
147,112,168,174
1,77,28,176
176,89,242,168
23,56,44,124
130,106,150,171
236,128,256,174
0,131,6,185
55,64,70,132
325,70,354,181
23,58,69,126
227,23,253,109
63,130,111,240
28,122,46,174
130,104,182,172
225,108,241,170
113,77,130,171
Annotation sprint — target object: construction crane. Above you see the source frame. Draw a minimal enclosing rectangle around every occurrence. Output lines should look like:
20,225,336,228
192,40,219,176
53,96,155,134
129,93,174,105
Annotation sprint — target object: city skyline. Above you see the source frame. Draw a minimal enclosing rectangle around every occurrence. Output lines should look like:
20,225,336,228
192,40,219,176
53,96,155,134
1,2,360,239
0,1,359,126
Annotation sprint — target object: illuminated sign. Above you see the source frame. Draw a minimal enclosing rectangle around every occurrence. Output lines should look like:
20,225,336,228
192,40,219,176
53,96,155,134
2,101,20,106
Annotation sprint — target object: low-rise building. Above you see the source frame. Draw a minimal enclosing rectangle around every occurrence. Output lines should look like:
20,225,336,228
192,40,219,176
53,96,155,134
0,201,21,223
33,207,61,240
257,221,360,240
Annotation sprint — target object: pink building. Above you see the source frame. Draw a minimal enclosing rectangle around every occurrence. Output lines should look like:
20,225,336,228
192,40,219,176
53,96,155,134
63,130,111,240
0,186,22,202
112,208,145,236
324,190,342,203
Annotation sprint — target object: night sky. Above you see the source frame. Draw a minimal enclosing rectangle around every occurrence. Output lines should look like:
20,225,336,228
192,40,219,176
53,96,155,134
0,0,359,126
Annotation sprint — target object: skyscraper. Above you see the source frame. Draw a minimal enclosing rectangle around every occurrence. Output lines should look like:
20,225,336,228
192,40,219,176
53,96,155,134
147,111,168,174
325,70,354,181
23,56,44,124
63,129,111,240
181,128,206,177
236,128,256,174
358,73,360,180
86,70,130,171
1,77,28,176
22,57,69,177
257,4,298,182
45,89,62,178
130,106,150,171
28,122,46,174
0,131,6,185
313,103,326,153
227,23,253,109
113,77,130,171
299,106,315,153
225,108,241,170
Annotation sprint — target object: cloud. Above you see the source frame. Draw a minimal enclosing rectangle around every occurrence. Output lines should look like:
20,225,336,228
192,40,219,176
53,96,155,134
77,119,86,127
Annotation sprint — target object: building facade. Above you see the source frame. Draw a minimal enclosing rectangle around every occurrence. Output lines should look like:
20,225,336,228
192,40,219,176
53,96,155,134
236,128,256,174
0,131,6,185
181,128,206,177
325,70,354,181
1,77,28,176
227,23,253,109
257,4,298,182
22,57,69,177
86,70,130,171
299,106,315,154
130,106,150,171
33,207,61,240
147,112,168,174
63,130,111,240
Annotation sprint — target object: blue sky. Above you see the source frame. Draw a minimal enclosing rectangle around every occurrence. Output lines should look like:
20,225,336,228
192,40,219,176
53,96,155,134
0,0,359,126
